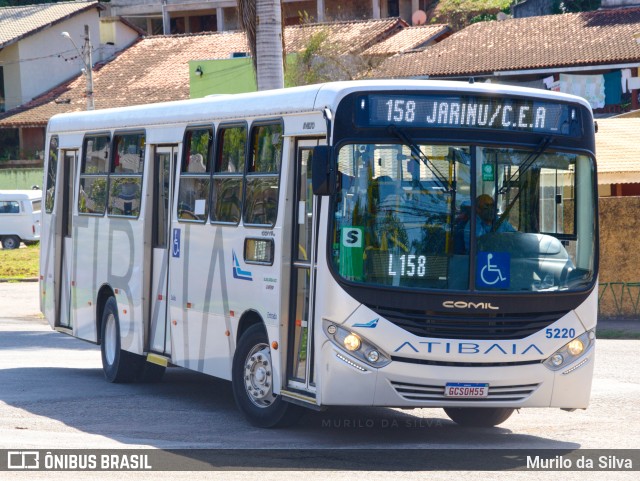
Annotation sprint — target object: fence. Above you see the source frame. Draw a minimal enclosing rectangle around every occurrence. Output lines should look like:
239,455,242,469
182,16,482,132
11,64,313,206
0,168,42,189
599,282,640,319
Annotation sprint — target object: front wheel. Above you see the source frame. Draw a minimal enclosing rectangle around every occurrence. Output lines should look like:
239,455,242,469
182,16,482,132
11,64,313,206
444,407,515,427
2,236,21,249
100,297,142,383
232,324,302,428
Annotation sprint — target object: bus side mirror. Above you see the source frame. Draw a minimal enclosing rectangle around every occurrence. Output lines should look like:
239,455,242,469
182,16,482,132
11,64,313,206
312,145,334,196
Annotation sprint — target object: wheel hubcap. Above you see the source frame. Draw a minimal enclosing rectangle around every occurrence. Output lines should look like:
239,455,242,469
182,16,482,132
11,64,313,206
104,314,117,366
243,343,276,408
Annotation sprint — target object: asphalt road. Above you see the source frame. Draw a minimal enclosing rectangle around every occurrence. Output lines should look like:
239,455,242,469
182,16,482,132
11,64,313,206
0,282,638,480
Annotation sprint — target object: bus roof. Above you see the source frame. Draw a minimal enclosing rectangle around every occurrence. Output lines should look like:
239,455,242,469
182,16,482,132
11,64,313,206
47,79,592,134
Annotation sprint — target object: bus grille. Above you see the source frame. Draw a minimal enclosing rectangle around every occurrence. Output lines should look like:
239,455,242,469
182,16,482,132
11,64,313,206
390,381,540,402
367,306,566,340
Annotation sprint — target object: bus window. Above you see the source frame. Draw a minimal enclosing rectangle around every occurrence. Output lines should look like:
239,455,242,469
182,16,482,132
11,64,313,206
45,136,58,213
244,122,282,226
333,143,471,290
211,124,246,225
108,133,145,218
78,134,110,215
473,148,595,292
177,127,212,222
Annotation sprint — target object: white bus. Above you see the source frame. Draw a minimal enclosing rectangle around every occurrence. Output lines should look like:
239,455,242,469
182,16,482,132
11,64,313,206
41,80,598,428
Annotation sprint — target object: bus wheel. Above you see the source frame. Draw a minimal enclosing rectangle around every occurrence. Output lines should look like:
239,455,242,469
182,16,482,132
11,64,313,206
444,407,515,427
232,324,302,428
2,236,21,249
100,297,142,383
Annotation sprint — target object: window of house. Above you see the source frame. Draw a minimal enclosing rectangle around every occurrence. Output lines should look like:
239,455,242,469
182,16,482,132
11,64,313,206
177,127,213,222
78,134,110,215
243,121,283,226
108,132,145,218
211,124,246,225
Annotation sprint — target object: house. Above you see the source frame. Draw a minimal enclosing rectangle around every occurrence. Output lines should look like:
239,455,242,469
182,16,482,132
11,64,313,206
0,17,450,155
105,0,433,34
595,118,640,196
595,118,640,318
369,7,640,116
0,1,141,159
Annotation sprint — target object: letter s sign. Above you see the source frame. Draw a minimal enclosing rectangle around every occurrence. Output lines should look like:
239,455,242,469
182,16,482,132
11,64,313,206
342,227,363,248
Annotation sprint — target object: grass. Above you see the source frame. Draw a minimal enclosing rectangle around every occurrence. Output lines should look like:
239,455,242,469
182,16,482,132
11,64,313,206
0,243,39,279
596,329,640,340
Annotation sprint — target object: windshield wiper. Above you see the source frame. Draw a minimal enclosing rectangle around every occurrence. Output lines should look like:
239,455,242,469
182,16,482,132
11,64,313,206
498,136,553,195
493,136,553,232
387,125,452,193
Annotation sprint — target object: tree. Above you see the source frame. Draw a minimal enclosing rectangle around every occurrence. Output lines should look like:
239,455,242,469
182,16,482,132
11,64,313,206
285,30,386,86
554,0,601,13
237,0,285,91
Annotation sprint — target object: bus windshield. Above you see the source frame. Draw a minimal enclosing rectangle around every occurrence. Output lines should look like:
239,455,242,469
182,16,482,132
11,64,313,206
331,142,596,293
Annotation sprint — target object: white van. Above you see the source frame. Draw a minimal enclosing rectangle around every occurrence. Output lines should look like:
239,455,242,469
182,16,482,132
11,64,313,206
0,190,41,249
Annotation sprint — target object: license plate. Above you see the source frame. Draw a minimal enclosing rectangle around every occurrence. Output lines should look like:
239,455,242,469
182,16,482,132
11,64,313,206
444,382,489,398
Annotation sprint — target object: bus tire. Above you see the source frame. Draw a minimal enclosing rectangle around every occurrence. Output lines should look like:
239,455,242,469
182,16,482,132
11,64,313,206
100,297,142,383
232,324,302,428
444,407,515,427
2,236,21,249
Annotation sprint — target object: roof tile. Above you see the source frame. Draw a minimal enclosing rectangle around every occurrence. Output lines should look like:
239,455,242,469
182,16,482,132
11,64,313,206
595,118,640,184
362,24,451,55
0,1,100,49
371,9,640,78
0,19,409,127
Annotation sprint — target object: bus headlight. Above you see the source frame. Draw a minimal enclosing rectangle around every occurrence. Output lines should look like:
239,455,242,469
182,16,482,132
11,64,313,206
343,334,361,351
544,329,594,371
567,339,584,356
323,320,391,368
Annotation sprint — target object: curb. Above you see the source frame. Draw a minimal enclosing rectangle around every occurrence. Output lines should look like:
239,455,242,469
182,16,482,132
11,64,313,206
0,278,39,283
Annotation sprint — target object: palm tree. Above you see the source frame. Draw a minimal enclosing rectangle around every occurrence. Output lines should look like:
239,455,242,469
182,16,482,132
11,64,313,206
237,0,285,91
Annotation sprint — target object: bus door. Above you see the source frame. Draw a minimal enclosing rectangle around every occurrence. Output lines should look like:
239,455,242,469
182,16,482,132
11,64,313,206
58,150,77,328
286,139,322,395
148,145,178,356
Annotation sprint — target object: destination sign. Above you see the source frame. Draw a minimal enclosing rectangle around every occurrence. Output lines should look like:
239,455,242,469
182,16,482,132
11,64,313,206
356,94,580,136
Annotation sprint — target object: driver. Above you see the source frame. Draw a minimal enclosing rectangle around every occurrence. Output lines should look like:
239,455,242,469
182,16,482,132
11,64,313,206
463,194,516,250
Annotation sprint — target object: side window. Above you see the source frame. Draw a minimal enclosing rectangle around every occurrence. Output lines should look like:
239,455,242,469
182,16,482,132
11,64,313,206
0,201,20,214
244,122,283,226
108,133,145,218
177,127,212,222
78,134,110,215
211,124,246,224
45,136,58,213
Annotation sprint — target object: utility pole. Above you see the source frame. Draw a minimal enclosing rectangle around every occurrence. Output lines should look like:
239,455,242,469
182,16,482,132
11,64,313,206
83,25,94,111
61,24,94,110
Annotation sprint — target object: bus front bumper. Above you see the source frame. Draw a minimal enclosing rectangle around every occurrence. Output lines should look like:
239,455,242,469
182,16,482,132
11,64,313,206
318,342,595,409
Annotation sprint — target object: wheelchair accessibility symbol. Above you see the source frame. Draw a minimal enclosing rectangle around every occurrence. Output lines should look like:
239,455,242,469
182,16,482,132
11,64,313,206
477,251,510,288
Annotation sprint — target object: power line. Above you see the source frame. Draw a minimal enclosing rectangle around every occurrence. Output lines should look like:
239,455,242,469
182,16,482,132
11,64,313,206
0,45,106,67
